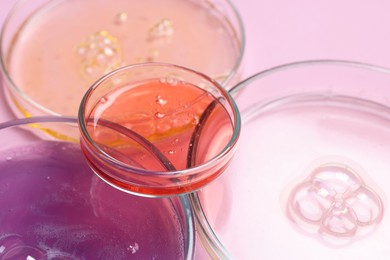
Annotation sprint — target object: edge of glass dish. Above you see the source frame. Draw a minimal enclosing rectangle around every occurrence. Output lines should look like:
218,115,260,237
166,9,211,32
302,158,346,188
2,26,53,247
190,59,390,259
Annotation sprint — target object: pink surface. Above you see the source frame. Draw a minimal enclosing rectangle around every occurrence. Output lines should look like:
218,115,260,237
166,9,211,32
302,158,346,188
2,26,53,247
2,0,390,120
2,0,390,259
237,0,390,75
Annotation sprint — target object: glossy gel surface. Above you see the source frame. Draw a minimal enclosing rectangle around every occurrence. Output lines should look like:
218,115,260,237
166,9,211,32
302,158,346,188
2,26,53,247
0,141,189,259
83,78,234,195
5,0,241,116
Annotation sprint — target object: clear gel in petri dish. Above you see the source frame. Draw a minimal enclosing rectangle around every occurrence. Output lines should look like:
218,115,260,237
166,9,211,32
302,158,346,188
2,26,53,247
192,60,390,259
0,116,195,260
0,0,244,118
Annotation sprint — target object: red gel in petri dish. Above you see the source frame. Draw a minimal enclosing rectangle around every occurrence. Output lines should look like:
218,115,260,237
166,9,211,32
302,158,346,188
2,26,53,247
192,60,390,259
0,117,194,259
78,63,241,197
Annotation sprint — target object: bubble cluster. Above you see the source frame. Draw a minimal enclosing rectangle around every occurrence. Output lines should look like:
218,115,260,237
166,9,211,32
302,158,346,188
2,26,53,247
286,164,384,244
76,30,122,79
159,75,179,86
127,242,139,254
148,19,174,40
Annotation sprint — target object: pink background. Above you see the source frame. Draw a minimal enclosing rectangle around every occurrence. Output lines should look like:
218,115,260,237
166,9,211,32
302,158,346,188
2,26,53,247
2,0,390,120
1,0,390,258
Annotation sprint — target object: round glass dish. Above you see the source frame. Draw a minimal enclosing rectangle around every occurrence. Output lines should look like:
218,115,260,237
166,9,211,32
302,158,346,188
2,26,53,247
79,63,241,197
0,116,194,259
192,60,390,259
0,0,244,118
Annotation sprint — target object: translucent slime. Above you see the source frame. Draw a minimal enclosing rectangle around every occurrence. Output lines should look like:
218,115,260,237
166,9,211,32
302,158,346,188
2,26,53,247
286,163,384,245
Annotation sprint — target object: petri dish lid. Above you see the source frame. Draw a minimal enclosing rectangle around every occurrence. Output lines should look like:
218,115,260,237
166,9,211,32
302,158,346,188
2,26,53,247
0,117,194,259
193,60,390,259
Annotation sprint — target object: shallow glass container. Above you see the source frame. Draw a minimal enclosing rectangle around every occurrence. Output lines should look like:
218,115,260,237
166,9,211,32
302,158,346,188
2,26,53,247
193,60,390,259
78,63,241,197
0,116,195,259
0,0,244,118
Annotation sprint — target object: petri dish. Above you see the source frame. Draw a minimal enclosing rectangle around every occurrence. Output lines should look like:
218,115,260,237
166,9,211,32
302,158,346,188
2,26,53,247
192,60,390,259
78,63,240,197
0,0,244,118
0,116,195,259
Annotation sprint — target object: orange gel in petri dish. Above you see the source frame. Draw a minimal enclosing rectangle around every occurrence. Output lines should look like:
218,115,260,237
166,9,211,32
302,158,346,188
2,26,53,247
79,63,240,197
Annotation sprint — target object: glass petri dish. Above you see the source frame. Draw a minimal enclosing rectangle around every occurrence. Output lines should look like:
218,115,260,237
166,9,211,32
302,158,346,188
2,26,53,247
0,116,195,259
192,60,390,259
79,63,240,197
0,0,244,118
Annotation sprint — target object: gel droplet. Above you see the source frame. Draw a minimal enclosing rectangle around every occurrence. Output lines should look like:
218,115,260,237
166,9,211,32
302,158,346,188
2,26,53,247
192,115,200,125
127,243,139,254
155,112,165,118
103,47,114,57
150,49,159,58
159,78,167,84
166,77,177,86
77,47,87,56
115,12,128,25
148,19,174,40
100,97,108,104
156,96,167,105
84,66,94,76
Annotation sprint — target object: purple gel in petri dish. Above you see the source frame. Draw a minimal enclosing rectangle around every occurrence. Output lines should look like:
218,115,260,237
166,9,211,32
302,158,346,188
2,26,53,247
0,117,194,260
